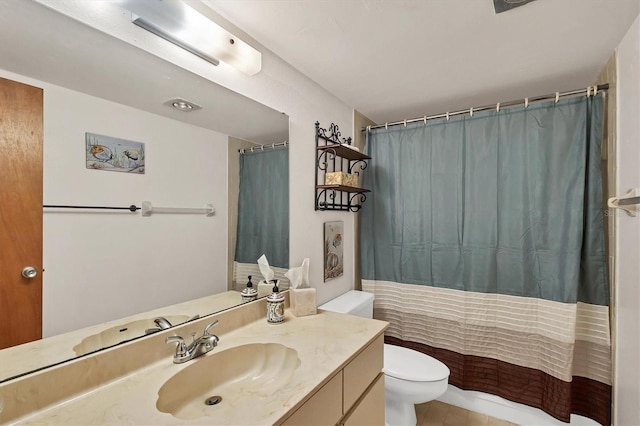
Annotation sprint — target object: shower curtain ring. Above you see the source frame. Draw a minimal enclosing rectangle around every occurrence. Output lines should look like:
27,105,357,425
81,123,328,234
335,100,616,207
594,85,598,95
525,98,529,108
469,107,473,117
555,92,559,103
385,122,388,130
446,112,450,121
423,116,427,124
496,102,500,112
403,119,407,127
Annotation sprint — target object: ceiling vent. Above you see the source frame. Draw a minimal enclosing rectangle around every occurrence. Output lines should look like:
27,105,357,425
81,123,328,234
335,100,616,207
493,0,537,14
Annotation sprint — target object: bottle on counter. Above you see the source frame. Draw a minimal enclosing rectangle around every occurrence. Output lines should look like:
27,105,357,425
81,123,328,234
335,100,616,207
266,279,285,324
241,275,258,303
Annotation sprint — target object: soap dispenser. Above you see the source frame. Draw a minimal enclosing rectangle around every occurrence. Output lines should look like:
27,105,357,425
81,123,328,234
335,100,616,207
266,279,285,324
241,275,258,303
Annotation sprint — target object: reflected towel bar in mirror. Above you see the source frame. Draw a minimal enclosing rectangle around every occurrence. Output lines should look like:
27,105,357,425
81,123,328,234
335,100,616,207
43,204,140,211
43,202,215,217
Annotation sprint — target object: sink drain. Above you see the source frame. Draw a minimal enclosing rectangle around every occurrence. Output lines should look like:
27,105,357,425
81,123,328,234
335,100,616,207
205,396,222,406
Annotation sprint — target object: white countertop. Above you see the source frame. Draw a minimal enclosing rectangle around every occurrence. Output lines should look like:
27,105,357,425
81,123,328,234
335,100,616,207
10,309,387,425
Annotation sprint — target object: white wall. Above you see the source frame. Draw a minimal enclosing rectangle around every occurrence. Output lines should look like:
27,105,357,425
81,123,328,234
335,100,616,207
184,7,356,306
614,14,640,426
0,69,229,337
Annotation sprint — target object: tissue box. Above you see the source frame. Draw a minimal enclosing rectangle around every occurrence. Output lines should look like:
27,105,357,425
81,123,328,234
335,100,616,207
289,287,317,317
257,280,273,298
325,172,358,187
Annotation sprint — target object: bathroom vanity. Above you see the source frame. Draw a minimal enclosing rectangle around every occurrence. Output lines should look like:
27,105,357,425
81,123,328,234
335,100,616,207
0,295,387,425
281,333,385,425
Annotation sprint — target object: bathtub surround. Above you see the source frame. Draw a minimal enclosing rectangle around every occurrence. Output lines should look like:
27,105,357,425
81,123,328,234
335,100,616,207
593,53,618,425
361,94,610,424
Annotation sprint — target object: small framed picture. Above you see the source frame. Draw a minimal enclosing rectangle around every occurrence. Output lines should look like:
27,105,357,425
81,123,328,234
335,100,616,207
324,221,344,281
86,132,145,174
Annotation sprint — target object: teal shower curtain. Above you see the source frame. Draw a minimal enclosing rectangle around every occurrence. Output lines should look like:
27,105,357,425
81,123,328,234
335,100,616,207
235,147,289,268
361,95,610,424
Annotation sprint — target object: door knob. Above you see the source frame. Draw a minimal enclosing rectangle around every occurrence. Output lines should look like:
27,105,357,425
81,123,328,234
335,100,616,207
22,266,38,279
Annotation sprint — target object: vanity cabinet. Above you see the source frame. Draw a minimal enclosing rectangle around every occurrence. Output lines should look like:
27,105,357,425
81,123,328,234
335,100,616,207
315,122,371,212
341,373,385,426
280,333,384,426
279,371,343,425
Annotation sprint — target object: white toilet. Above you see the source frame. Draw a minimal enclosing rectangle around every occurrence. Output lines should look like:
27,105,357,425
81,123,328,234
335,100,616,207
319,290,450,426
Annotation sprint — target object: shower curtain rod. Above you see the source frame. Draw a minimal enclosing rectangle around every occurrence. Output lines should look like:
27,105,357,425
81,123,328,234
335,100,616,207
238,141,288,153
364,84,609,131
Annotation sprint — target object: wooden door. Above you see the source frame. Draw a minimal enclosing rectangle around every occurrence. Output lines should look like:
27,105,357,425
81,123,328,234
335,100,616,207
0,77,43,349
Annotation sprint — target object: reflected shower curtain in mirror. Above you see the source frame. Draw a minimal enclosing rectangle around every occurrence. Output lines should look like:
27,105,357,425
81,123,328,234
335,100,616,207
235,147,289,287
360,95,610,425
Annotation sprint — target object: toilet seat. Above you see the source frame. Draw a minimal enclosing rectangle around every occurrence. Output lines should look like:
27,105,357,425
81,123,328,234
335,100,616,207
383,344,450,382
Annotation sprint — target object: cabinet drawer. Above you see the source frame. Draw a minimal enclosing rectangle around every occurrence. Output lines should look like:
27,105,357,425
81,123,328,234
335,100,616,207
341,373,385,426
343,333,383,413
280,371,343,426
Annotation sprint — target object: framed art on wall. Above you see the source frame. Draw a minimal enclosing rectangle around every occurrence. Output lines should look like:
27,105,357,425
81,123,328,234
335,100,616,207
324,221,343,281
86,132,145,173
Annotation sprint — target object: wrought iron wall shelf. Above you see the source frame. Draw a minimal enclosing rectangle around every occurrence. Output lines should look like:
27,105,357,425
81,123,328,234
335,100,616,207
315,122,371,212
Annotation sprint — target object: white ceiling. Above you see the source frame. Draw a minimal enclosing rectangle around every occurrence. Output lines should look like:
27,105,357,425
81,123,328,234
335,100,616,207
205,0,640,124
2,0,637,132
0,0,288,144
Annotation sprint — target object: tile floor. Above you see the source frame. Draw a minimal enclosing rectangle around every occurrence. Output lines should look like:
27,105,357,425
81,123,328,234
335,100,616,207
416,400,520,426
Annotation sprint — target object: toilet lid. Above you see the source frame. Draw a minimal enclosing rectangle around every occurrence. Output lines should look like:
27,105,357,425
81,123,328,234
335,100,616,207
383,344,450,382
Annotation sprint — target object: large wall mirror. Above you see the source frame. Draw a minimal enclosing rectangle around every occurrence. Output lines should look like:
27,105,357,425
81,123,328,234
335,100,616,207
0,0,289,382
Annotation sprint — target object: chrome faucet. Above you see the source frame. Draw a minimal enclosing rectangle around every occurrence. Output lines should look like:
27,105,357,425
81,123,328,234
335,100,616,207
145,314,200,335
166,320,219,364
144,316,174,335
154,316,173,329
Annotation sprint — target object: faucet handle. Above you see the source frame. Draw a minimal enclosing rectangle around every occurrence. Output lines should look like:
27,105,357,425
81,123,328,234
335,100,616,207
204,320,219,336
166,335,187,356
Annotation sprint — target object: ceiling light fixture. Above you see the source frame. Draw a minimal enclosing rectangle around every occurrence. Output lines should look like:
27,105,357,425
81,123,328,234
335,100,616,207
117,0,262,75
164,98,201,112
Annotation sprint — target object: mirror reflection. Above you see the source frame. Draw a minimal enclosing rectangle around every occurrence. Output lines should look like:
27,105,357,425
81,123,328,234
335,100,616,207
230,142,290,293
0,0,289,382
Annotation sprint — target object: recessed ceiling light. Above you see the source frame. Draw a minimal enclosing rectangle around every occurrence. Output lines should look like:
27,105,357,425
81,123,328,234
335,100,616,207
164,98,201,112
173,101,192,110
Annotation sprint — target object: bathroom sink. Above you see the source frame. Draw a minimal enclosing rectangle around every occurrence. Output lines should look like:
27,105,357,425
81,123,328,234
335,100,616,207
156,343,301,420
73,315,191,355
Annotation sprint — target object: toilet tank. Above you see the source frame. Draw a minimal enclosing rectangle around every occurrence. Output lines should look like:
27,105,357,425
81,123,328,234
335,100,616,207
318,290,374,319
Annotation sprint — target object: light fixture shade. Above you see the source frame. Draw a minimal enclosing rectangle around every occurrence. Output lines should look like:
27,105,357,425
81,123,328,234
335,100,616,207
117,0,261,75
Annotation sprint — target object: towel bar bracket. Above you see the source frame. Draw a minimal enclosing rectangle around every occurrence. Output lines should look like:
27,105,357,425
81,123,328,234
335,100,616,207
607,188,639,217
